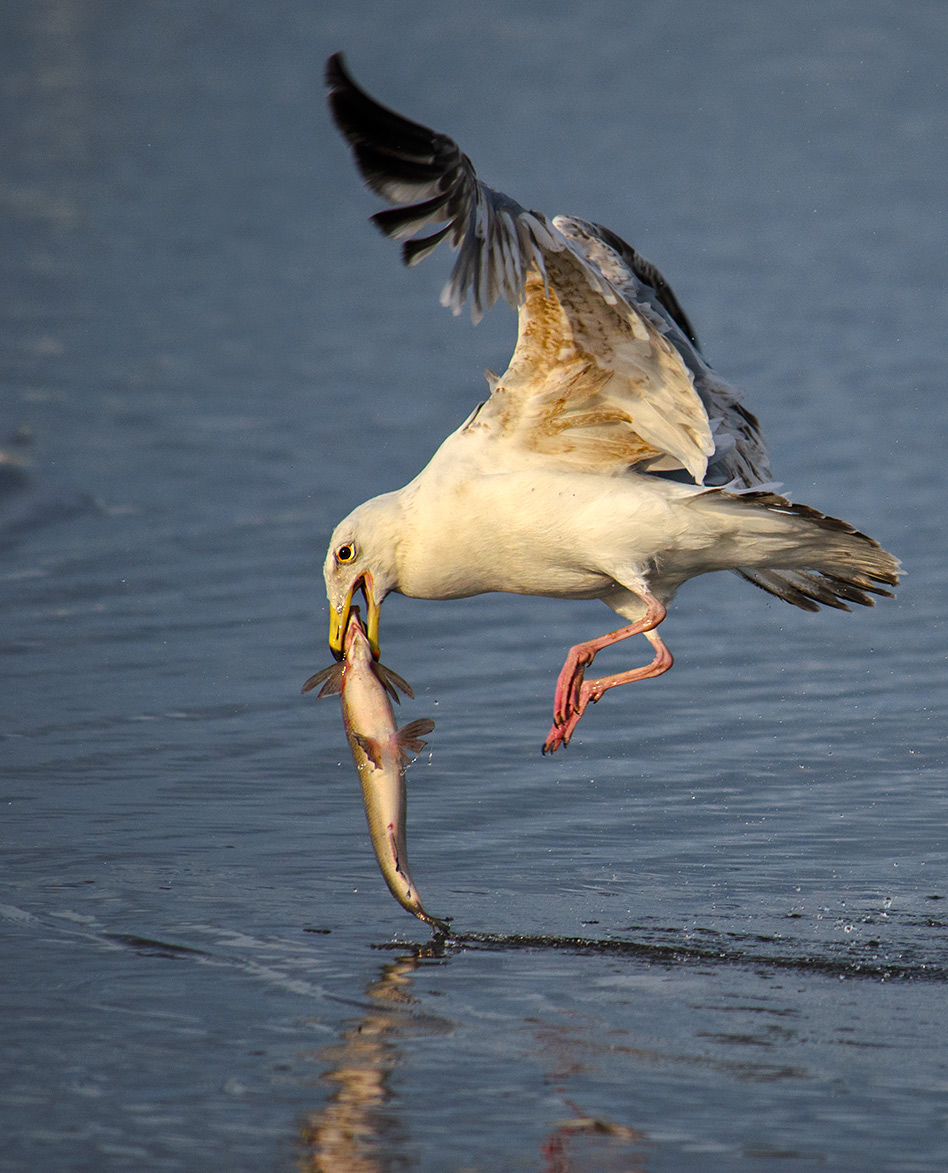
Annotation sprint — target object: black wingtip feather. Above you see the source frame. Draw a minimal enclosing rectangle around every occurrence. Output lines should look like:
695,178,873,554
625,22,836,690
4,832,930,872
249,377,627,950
371,189,454,238
326,52,453,165
402,223,454,266
352,141,447,186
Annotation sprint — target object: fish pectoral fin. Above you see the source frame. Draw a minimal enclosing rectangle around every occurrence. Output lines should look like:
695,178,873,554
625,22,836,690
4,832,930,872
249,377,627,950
373,662,415,703
351,731,385,769
301,663,343,697
396,718,436,760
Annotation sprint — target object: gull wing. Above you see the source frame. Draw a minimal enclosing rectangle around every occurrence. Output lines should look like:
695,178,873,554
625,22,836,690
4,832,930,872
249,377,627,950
326,53,768,486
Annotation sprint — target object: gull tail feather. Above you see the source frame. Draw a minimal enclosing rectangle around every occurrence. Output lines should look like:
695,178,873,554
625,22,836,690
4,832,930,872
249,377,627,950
713,491,900,612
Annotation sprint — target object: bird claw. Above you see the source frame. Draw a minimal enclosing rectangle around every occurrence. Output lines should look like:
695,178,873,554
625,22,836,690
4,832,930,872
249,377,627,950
552,660,587,730
543,685,592,754
545,613,670,754
542,724,567,755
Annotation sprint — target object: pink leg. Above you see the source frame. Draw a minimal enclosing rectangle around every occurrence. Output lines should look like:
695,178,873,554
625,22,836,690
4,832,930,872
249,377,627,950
542,593,672,755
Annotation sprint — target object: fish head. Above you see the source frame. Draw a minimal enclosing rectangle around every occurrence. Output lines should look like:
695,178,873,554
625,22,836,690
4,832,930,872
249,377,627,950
342,606,374,663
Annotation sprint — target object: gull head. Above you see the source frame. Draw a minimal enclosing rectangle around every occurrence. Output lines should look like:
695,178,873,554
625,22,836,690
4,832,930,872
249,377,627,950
323,493,402,661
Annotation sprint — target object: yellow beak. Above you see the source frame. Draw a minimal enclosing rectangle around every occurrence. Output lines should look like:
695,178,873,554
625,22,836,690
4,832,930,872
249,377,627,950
328,573,381,659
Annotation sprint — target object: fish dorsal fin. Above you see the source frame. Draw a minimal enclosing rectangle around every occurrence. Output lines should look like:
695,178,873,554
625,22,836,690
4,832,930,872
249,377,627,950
351,731,384,770
372,661,415,703
396,718,436,763
301,663,342,697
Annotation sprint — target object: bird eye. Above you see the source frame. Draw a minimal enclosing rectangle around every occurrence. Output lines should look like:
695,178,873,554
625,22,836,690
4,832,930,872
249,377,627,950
336,543,355,563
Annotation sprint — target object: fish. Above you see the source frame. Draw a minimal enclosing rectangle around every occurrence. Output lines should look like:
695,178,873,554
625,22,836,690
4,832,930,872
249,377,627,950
303,610,449,933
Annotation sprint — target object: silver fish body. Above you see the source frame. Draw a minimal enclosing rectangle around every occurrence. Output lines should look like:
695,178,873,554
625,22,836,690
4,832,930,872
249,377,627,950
304,614,447,932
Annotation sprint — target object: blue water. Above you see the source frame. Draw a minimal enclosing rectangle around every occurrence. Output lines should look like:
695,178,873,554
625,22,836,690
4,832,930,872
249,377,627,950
3,2,947,1169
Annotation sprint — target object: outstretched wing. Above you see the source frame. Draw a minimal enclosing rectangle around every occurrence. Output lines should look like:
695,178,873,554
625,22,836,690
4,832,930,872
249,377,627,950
326,52,769,487
326,52,560,323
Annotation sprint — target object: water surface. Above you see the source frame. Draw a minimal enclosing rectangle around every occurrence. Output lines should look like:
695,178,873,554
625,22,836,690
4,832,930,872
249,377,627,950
3,2,947,1169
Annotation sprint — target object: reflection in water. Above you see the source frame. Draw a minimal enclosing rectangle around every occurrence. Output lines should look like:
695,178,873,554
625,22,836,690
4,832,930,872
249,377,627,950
540,1108,645,1173
298,947,443,1171
530,1014,647,1172
298,942,647,1172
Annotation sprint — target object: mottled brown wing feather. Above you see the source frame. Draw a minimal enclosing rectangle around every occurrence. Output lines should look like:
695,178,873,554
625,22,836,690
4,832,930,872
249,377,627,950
473,254,714,479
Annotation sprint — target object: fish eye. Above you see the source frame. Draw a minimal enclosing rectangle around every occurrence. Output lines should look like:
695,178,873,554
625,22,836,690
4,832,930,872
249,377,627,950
336,543,356,564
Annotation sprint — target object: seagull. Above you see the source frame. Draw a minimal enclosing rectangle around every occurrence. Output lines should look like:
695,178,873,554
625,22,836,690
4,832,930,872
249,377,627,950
322,52,899,755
